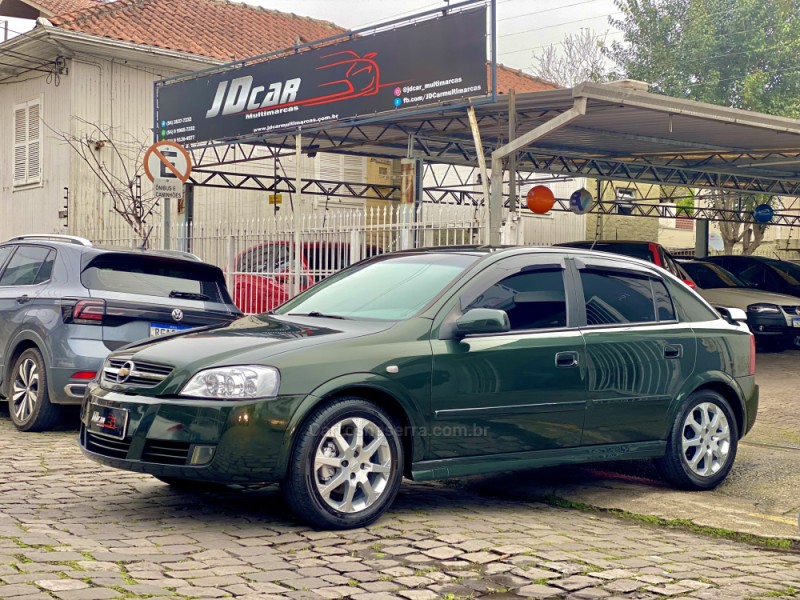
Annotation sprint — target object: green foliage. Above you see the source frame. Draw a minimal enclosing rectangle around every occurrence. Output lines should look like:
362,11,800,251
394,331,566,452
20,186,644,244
608,0,800,117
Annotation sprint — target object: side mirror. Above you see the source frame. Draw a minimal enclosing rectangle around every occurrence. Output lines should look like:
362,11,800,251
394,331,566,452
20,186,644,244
455,308,510,336
715,306,748,324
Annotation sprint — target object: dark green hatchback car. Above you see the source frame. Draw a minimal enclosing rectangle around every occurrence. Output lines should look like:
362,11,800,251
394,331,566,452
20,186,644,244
80,247,758,529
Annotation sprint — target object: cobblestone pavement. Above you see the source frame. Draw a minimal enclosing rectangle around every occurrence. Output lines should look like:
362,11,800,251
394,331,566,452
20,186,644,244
2,417,800,600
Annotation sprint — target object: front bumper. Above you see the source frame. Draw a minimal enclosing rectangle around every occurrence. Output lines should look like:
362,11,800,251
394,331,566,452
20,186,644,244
748,312,799,343
79,382,306,483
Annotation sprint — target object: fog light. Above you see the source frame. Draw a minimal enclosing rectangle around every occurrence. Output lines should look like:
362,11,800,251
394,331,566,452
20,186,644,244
758,325,765,331
190,445,216,466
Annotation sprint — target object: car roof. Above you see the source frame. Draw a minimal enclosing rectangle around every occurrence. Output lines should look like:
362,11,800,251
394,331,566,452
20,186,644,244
554,240,658,247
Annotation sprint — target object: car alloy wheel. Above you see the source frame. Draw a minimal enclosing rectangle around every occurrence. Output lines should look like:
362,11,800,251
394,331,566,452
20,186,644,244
680,402,731,477
12,358,39,424
313,416,392,514
655,390,738,490
8,348,61,432
283,397,404,529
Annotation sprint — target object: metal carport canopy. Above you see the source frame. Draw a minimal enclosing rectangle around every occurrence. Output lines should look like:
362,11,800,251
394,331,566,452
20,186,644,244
188,81,800,243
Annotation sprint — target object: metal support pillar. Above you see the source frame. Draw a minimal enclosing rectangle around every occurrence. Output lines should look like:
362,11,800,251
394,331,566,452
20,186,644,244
695,219,710,258
162,198,171,250
293,132,302,296
400,158,417,250
181,183,194,254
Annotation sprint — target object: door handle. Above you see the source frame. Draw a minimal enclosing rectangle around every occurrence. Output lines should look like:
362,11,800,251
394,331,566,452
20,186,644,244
555,351,579,368
16,295,30,304
664,344,683,359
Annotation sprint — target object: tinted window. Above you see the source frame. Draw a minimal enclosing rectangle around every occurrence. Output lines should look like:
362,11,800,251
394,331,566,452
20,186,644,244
581,270,656,325
666,278,719,322
0,246,14,273
276,253,478,320
0,245,52,286
468,269,567,330
33,250,54,284
652,279,676,321
681,262,746,289
565,242,655,263
82,255,230,304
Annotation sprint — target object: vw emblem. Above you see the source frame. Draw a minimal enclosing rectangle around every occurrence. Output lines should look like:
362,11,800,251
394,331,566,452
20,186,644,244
172,308,184,322
117,361,134,384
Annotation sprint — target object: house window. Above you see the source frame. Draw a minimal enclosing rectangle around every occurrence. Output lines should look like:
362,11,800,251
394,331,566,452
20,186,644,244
13,99,42,187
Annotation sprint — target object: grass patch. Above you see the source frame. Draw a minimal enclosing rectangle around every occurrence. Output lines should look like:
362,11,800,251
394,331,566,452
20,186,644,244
541,495,797,552
750,586,800,598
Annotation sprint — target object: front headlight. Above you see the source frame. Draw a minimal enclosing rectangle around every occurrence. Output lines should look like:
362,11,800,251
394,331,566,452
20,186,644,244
180,366,280,399
747,303,780,313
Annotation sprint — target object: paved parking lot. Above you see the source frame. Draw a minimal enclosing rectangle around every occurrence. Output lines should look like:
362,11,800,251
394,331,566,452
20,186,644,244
1,353,800,600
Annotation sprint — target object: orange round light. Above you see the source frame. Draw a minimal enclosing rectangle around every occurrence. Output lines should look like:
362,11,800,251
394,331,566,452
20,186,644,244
526,185,555,214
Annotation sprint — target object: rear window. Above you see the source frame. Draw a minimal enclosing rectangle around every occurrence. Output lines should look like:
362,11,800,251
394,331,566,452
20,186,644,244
82,255,231,304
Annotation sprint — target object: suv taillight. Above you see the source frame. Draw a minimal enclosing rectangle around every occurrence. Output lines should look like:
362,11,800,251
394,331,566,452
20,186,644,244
749,333,756,376
63,299,106,324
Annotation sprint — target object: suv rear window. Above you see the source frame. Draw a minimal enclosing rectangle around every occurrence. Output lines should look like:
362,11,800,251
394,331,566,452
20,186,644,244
82,254,231,304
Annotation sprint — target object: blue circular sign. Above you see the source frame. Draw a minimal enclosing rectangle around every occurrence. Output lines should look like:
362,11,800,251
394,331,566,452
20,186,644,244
753,203,774,224
393,97,403,108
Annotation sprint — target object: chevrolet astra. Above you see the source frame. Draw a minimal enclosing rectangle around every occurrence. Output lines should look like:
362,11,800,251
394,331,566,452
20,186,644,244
80,247,758,529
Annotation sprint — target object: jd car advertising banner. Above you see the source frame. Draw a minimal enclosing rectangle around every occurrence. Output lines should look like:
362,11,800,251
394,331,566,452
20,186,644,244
156,7,488,144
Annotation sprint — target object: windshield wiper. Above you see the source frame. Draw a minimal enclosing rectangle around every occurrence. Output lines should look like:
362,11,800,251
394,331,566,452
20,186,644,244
288,311,348,320
169,291,211,301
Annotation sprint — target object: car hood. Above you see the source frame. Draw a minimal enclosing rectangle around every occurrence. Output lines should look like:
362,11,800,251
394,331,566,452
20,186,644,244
119,314,395,368
695,287,800,309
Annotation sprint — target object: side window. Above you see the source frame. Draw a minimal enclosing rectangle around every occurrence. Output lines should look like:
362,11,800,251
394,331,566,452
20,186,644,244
33,250,55,284
581,269,656,325
467,269,567,331
666,278,719,322
0,246,15,274
738,264,765,287
0,246,52,286
652,278,676,321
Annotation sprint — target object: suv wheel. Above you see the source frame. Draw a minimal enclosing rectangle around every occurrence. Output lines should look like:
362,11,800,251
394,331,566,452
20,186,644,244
8,348,61,432
656,390,738,490
283,398,403,529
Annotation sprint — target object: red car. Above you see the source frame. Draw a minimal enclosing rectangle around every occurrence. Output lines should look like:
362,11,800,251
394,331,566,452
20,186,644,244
554,240,696,288
233,241,380,314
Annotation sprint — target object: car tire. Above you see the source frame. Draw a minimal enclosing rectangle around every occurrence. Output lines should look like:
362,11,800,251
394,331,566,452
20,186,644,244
283,397,404,529
656,390,738,490
8,348,61,432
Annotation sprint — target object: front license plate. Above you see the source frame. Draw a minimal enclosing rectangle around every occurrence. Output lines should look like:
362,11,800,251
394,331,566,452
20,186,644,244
87,404,128,440
149,322,192,337
793,317,800,328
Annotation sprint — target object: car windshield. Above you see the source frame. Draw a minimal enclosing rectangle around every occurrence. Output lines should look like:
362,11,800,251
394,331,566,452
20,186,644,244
766,260,800,286
238,244,291,273
274,253,479,320
681,262,747,289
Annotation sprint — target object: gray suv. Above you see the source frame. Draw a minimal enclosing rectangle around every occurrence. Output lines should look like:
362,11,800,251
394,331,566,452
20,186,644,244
0,235,241,432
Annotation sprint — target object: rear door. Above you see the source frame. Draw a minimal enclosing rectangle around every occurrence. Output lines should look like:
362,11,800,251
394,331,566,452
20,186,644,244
0,244,55,374
79,253,239,350
575,257,697,444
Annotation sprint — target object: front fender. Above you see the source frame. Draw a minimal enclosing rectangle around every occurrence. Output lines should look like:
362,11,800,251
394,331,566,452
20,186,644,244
664,370,746,438
274,372,428,479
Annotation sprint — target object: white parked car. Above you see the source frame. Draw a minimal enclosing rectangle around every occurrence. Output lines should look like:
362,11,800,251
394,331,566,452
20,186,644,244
679,260,800,351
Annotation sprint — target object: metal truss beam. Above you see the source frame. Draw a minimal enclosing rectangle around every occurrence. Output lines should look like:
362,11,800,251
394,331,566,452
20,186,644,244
190,169,399,200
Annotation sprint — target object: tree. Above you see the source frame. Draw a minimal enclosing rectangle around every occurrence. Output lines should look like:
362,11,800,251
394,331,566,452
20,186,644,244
531,28,611,87
607,0,800,254
51,119,158,247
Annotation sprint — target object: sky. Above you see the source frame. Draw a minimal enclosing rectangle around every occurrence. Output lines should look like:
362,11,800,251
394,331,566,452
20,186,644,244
1,0,622,72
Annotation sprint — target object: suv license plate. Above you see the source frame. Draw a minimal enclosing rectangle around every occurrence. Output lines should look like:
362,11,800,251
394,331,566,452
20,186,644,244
793,317,800,328
88,405,128,440
149,322,192,337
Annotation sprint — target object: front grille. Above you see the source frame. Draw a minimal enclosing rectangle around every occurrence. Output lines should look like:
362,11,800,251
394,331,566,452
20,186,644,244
103,358,173,388
84,430,131,459
780,306,800,316
141,440,191,465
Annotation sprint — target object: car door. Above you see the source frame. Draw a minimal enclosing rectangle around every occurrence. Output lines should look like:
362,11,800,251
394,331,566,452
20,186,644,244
0,245,54,376
429,254,587,459
0,244,19,378
575,257,697,445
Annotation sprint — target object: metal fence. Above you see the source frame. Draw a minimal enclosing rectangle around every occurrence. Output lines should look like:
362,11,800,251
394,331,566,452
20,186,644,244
81,205,486,314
